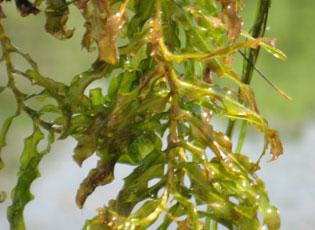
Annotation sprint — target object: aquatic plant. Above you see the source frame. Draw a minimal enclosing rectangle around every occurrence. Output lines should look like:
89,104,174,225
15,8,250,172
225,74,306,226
0,0,289,229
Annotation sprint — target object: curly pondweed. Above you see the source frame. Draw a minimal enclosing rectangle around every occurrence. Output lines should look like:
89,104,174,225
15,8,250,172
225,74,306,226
0,0,288,229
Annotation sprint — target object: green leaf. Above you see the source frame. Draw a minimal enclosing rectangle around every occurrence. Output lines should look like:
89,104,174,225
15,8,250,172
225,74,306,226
127,132,162,164
261,206,281,230
107,74,123,100
0,112,20,169
120,190,169,229
0,0,284,229
83,221,109,230
39,104,60,113
0,86,5,94
73,129,97,166
132,199,160,219
181,162,223,202
157,203,184,230
0,191,6,203
195,0,217,14
108,71,138,100
116,150,166,215
241,32,287,60
7,126,54,230
127,0,155,38
26,69,67,104
173,192,203,230
118,72,138,94
89,88,104,106
160,2,181,50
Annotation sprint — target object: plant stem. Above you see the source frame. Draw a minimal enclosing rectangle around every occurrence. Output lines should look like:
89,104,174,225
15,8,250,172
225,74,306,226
0,23,62,134
226,0,271,146
242,0,271,84
236,121,248,153
212,220,218,230
205,216,211,230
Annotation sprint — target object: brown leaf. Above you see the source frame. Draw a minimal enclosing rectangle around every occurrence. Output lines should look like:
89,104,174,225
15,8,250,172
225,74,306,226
99,12,127,64
217,0,243,40
15,0,40,17
240,84,259,113
0,4,6,18
213,130,232,151
78,0,128,64
267,129,283,161
75,0,88,10
76,151,118,208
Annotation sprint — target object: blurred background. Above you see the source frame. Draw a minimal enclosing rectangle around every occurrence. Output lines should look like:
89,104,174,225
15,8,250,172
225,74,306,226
0,0,314,229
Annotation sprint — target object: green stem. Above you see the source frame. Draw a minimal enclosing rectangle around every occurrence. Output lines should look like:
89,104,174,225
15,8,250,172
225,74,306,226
226,0,271,141
212,220,218,230
242,0,271,84
236,121,248,153
205,214,211,230
226,120,236,139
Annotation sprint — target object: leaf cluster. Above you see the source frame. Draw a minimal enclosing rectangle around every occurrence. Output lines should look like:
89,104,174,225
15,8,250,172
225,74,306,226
0,0,286,229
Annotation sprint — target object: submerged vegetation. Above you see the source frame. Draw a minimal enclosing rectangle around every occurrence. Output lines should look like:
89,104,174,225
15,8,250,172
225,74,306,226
0,0,289,229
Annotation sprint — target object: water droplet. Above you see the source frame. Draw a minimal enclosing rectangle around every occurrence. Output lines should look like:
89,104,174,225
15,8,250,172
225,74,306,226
273,53,280,59
261,225,268,230
223,135,230,141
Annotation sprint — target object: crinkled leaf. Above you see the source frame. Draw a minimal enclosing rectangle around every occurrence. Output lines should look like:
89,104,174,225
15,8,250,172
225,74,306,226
26,69,67,104
267,129,283,161
76,149,118,208
73,116,105,166
0,0,284,229
78,0,127,64
7,126,54,229
45,0,74,40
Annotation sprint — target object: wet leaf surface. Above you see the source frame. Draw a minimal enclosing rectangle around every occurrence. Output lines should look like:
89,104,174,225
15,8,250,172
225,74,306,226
0,0,285,229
